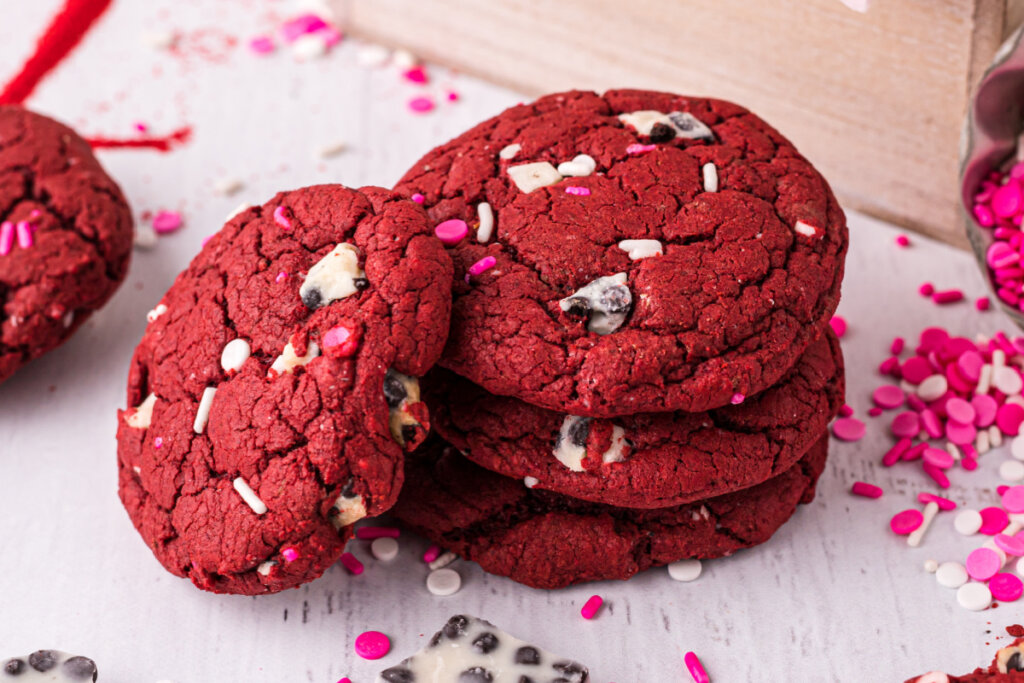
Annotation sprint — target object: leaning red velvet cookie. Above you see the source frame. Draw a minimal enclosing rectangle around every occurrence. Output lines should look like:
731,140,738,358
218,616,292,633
393,435,828,589
428,328,842,508
0,106,132,385
396,89,847,416
116,185,452,594
905,636,1024,682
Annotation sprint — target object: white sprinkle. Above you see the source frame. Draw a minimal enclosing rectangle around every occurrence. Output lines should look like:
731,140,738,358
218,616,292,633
839,0,870,11
954,509,983,536
270,339,320,376
702,163,718,192
1012,435,1024,460
221,338,251,373
317,140,347,159
356,44,391,68
233,477,267,515
523,476,539,489
426,568,462,596
1017,556,1024,578
371,537,399,562
899,379,917,394
142,31,176,50
132,465,142,475
667,558,702,582
134,222,158,250
947,442,962,461
990,425,1004,449
956,581,992,611
126,393,158,429
1001,460,1024,482
507,162,562,193
392,48,418,70
476,202,494,243
214,177,244,196
61,311,74,328
428,551,457,570
935,561,968,588
617,239,663,260
1009,394,1024,409
498,143,521,160
994,366,1024,395
292,33,328,61
976,364,994,395
193,386,217,434
226,203,251,222
557,154,597,177
793,220,818,237
923,559,939,573
147,303,168,323
907,501,938,547
977,429,992,455
916,374,948,402
995,349,1007,371
257,560,275,576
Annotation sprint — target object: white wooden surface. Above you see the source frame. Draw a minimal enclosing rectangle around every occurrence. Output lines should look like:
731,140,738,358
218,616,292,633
0,2,1020,681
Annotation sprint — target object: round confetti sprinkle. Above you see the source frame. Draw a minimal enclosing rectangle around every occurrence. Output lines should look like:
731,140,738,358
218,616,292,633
1002,486,1024,513
890,509,924,535
829,315,847,337
371,537,399,562
990,572,1024,602
966,547,1003,581
1001,460,1024,483
1012,436,1024,461
891,411,921,438
954,509,983,536
354,631,391,660
923,448,954,469
152,210,183,234
434,219,469,245
667,559,703,582
936,561,968,588
426,568,462,596
945,397,976,425
423,545,441,563
956,582,992,611
996,533,1024,557
832,417,866,442
980,507,1010,535
408,95,435,113
872,385,905,409
997,404,1024,436
1017,556,1024,578
924,559,939,573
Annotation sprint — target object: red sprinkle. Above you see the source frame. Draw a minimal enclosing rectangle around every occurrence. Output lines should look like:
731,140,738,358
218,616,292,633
851,482,883,498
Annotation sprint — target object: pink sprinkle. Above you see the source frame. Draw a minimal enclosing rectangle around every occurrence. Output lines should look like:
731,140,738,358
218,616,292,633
683,652,710,683
966,547,1002,581
918,492,957,511
730,393,745,405
903,442,929,462
993,183,1024,217
838,404,854,417
446,90,459,102
282,547,299,562
932,289,964,305
338,679,352,683
895,234,911,247
851,482,883,499
891,411,921,438
872,385,905,409
867,407,883,417
273,206,292,230
339,552,364,575
466,256,496,278
133,121,148,132
0,221,14,255
434,219,469,245
922,463,950,489
995,533,1024,556
977,296,991,311
411,193,425,204
974,203,995,226
962,455,979,471
580,594,603,619
280,13,328,42
565,186,591,196
832,417,866,442
626,143,657,155
317,26,343,47
354,631,390,660
355,526,400,540
153,436,163,449
882,438,912,466
275,271,289,284
922,447,954,469
919,282,935,297
998,403,1024,435
1001,486,1024,513
958,351,985,382
423,545,441,563
402,66,428,84
879,357,900,376
990,573,1024,602
829,315,847,337
152,210,183,234
249,35,275,54
945,397,976,425
920,409,943,439
972,394,999,427
891,337,905,354
980,506,1010,535
890,509,924,535
408,96,435,114
201,234,214,248
901,356,933,383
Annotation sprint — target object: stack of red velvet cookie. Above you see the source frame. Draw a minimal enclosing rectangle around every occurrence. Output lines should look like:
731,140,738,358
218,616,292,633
390,89,849,588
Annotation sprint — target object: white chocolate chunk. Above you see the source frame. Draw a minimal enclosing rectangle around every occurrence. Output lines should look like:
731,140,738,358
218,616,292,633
603,425,628,464
134,222,157,249
617,239,663,260
193,386,217,434
553,416,628,471
619,110,674,136
559,272,631,335
269,339,320,376
702,162,718,192
126,393,158,429
507,162,562,193
667,111,715,140
331,491,366,530
299,243,366,309
619,110,714,142
147,303,168,323
233,477,267,515
257,560,276,576
794,220,818,237
523,476,539,489
557,154,597,177
220,338,251,373
997,643,1024,673
384,369,423,446
498,143,521,160
476,202,494,243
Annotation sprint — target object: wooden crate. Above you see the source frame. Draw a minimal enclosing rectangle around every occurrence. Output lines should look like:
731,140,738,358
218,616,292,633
336,0,1024,246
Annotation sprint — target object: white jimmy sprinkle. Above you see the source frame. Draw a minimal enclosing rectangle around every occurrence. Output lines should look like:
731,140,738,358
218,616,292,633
226,203,251,221
233,477,268,515
476,202,494,243
557,154,596,177
214,177,244,196
134,223,157,250
428,551,457,570
794,220,818,237
702,163,718,192
498,143,521,160
193,386,217,434
507,162,562,193
316,140,347,159
220,338,251,373
617,239,663,260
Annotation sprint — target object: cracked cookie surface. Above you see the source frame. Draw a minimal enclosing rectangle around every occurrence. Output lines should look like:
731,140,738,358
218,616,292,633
0,106,132,385
429,328,842,508
396,89,847,416
116,184,452,594
392,435,828,589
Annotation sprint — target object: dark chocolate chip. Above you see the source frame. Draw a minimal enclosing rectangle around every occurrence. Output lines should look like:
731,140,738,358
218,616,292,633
443,615,469,639
515,646,540,665
472,632,499,654
567,417,591,448
3,659,24,675
552,661,588,682
1008,652,1024,671
518,678,536,683
429,630,443,647
340,479,356,498
380,667,415,683
301,287,323,310
599,285,631,314
458,667,493,683
62,657,97,681
28,651,57,673
401,423,419,444
383,371,408,408
648,122,675,143
561,297,590,319
354,277,370,291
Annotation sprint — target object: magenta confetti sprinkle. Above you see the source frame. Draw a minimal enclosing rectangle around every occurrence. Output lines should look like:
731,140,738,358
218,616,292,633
889,411,919,439
249,35,275,54
565,186,591,196
282,546,299,562
976,296,991,311
626,143,657,155
411,193,425,204
408,96,435,113
273,206,292,230
730,393,745,405
872,385,905,409
354,631,390,660
919,282,935,297
0,221,14,255
979,506,1010,535
1002,486,1024,513
832,417,866,442
895,234,911,247
403,66,428,84
890,509,924,535
966,547,1002,581
152,210,183,234
990,572,1024,602
829,315,847,337
434,218,469,245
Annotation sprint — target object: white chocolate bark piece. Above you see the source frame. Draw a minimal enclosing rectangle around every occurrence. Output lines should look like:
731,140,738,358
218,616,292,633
619,110,714,142
553,416,627,471
299,243,367,309
559,273,631,335
617,239,663,260
377,615,588,683
2,650,97,681
507,162,562,193
125,393,157,429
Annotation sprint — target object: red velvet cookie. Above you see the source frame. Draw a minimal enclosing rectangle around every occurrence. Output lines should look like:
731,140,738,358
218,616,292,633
116,185,452,594
392,435,828,589
0,106,132,385
905,637,1024,682
428,328,842,508
395,89,847,416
